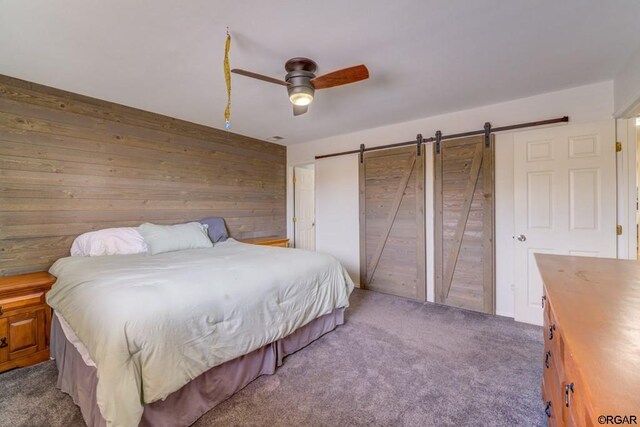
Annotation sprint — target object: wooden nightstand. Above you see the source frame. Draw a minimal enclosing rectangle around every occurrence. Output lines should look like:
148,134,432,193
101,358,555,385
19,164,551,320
0,272,56,373
239,237,290,247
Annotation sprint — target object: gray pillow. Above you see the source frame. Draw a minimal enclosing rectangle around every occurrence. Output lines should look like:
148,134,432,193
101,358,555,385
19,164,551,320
199,217,229,243
138,222,213,255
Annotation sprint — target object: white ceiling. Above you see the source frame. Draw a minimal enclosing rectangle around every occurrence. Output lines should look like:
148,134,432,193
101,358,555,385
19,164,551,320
1,1,639,145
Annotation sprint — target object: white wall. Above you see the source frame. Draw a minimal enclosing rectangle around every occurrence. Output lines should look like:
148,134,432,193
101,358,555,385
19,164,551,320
288,81,614,318
288,81,613,164
614,44,640,118
494,133,516,317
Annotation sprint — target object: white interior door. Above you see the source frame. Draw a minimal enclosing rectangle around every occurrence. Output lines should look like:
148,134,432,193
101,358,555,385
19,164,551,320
513,121,616,325
294,166,316,250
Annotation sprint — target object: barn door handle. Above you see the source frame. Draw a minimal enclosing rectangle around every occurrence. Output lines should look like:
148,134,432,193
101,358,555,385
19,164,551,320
0,337,7,348
516,234,527,242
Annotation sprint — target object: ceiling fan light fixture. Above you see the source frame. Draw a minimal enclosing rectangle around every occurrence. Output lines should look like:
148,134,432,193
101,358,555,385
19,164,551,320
232,57,369,116
290,92,313,106
288,85,314,106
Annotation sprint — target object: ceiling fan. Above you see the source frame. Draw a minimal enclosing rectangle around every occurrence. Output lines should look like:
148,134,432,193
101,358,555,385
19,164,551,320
231,57,369,116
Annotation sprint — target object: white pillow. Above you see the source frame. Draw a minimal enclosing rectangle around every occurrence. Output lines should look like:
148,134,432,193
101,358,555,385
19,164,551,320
138,222,213,255
71,227,148,257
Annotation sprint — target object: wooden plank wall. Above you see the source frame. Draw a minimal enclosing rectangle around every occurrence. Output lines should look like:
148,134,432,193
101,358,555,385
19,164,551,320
0,74,286,276
434,135,494,314
360,146,426,301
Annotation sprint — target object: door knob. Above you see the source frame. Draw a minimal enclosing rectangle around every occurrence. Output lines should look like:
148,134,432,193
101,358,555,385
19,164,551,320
516,234,527,242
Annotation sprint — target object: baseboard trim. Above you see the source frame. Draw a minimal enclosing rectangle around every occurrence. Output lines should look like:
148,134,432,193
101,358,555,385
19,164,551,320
496,310,514,319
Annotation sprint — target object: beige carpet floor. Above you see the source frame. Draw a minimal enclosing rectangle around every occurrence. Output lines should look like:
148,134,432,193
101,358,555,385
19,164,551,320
0,288,545,427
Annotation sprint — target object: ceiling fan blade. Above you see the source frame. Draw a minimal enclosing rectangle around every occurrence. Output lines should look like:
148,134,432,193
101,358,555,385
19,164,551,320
311,64,369,90
293,104,308,116
231,69,289,86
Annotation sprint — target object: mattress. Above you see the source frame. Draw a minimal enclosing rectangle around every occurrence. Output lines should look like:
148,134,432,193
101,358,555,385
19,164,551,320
56,311,95,367
47,239,354,426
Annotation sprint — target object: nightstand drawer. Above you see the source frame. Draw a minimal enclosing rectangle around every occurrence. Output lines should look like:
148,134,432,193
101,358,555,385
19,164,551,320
6,309,45,360
239,237,290,247
0,318,7,364
0,309,46,363
266,239,289,247
0,291,46,316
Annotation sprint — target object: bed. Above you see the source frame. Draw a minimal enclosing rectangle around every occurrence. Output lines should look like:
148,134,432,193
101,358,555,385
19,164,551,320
47,238,354,427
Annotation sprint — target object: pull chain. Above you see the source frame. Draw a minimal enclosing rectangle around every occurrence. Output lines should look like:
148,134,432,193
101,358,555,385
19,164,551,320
223,28,232,130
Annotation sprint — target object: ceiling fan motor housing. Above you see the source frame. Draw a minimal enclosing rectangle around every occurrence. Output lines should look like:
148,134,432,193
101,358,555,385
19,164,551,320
285,58,317,105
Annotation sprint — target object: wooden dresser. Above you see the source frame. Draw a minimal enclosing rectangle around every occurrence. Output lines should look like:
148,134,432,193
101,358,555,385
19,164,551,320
536,254,640,426
239,237,290,247
0,272,56,373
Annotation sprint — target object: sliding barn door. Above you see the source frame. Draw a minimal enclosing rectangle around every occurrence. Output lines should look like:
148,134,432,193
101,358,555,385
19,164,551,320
360,146,426,301
434,136,494,314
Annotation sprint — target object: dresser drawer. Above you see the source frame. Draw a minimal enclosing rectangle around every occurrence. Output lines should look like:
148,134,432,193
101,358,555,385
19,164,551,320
542,343,561,382
543,299,573,426
0,291,46,316
544,305,565,372
562,351,595,427
542,367,562,426
542,291,550,322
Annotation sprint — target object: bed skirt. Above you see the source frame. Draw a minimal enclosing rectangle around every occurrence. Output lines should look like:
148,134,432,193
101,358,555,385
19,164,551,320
52,308,345,427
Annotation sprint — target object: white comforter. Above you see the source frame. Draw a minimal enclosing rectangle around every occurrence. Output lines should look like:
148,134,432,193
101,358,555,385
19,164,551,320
47,239,354,427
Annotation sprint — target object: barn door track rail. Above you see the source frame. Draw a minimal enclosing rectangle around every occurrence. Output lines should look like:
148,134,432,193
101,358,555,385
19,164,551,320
316,116,569,162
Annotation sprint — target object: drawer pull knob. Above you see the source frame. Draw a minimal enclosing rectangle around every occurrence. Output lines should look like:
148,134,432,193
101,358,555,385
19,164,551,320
548,324,556,340
545,401,552,418
545,350,551,368
0,337,7,348
541,296,546,308
565,382,574,407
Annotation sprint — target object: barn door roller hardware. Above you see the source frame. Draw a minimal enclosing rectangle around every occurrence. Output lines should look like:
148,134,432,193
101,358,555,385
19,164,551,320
435,130,442,154
484,122,492,147
315,116,569,160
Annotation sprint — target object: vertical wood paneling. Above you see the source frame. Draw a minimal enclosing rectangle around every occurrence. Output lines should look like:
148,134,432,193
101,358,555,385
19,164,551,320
0,74,286,276
359,146,426,301
434,135,495,314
